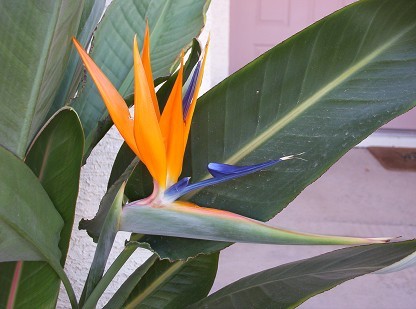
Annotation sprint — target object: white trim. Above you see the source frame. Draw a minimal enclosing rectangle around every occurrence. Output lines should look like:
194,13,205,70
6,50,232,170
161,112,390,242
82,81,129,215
357,129,416,148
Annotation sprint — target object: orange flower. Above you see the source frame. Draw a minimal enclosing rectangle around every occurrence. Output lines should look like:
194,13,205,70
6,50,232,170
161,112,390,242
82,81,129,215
73,24,208,191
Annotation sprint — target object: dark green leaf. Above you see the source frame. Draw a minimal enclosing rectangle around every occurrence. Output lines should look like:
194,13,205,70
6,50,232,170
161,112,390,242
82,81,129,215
120,253,218,308
0,108,84,308
132,0,416,260
189,240,416,309
0,146,63,262
25,107,84,260
0,1,83,158
0,146,66,307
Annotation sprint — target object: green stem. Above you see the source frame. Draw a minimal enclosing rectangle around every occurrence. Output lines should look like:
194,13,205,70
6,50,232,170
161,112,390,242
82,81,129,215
82,244,138,309
104,254,159,309
52,262,78,309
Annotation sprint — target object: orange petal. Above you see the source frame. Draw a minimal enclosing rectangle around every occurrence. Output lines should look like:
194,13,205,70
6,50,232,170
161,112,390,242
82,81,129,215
141,22,160,119
184,38,210,145
159,54,185,185
133,35,167,187
72,38,139,157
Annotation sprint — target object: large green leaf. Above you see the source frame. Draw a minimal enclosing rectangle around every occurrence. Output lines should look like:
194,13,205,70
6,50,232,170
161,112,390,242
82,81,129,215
189,240,416,309
0,146,64,307
190,0,416,218
0,108,84,308
25,108,84,260
0,1,83,158
71,0,209,156
0,146,63,262
49,0,106,115
125,0,416,260
112,253,218,308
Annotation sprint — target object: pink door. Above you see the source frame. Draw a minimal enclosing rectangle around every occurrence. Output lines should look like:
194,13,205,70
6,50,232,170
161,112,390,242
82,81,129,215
229,0,416,130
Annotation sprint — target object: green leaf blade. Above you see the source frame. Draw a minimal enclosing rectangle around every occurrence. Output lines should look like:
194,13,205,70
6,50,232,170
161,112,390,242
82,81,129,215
0,1,83,157
189,240,416,309
0,146,63,262
0,108,84,308
189,0,416,220
118,253,218,309
117,0,416,261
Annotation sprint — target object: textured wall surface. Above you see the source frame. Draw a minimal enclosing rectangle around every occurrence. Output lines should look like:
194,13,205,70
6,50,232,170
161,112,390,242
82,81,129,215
58,1,230,307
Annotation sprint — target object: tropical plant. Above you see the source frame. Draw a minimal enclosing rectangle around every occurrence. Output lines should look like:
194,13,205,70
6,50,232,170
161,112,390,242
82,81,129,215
0,0,415,308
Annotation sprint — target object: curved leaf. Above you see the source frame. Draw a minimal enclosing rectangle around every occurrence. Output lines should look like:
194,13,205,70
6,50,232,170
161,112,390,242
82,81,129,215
0,108,83,308
112,253,218,308
190,0,416,219
0,146,63,262
71,0,209,155
189,240,416,309
0,1,83,158
133,0,416,259
25,107,84,260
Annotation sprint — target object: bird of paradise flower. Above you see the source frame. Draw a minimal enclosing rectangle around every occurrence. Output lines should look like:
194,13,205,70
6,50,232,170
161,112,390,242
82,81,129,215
73,26,390,246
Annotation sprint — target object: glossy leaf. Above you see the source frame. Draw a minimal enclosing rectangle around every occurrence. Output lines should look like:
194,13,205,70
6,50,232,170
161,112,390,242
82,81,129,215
190,240,416,309
71,0,209,157
49,0,106,115
25,107,84,261
189,0,416,219
0,108,83,308
0,146,66,307
120,202,390,246
0,146,63,262
110,253,218,308
0,1,83,158
125,0,416,260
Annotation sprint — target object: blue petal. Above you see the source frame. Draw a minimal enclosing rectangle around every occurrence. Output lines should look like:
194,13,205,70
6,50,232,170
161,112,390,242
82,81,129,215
165,177,191,198
208,160,282,177
182,61,201,120
165,155,296,201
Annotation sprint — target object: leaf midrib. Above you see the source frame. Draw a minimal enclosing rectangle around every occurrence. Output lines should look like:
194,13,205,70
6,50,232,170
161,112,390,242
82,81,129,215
17,1,64,158
223,23,416,167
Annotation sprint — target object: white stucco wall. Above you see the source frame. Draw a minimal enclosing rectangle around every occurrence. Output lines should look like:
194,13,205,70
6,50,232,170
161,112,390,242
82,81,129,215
58,1,230,307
